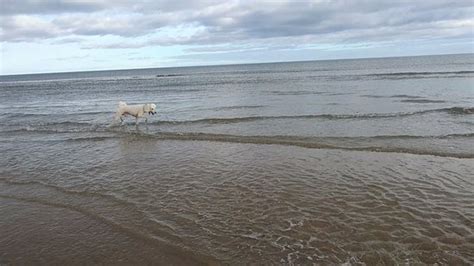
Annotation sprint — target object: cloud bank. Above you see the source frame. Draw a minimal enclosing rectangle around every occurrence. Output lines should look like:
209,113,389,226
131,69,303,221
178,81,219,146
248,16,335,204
1,0,473,74
1,0,472,47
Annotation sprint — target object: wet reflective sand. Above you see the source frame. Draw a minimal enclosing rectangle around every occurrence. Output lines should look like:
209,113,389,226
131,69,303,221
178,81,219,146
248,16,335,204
1,139,473,264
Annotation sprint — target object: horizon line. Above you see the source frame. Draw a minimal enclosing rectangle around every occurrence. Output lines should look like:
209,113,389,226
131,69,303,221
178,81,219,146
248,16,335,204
1,52,472,77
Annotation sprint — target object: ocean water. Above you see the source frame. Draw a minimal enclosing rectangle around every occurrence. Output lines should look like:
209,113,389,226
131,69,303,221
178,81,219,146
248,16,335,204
1,54,473,264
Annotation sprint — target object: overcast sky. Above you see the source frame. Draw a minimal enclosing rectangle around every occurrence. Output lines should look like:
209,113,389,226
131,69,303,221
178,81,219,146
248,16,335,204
1,0,473,74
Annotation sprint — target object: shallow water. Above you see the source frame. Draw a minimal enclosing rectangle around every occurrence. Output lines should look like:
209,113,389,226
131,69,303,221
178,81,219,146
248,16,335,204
1,54,473,264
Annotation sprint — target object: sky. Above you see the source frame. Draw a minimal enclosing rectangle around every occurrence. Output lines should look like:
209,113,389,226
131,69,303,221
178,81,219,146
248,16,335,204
0,0,473,75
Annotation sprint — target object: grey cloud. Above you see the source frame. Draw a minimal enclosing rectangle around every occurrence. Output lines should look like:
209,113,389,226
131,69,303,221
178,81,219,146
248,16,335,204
0,0,222,15
51,36,86,44
82,31,211,49
0,0,106,15
0,15,60,41
1,0,473,49
195,1,473,40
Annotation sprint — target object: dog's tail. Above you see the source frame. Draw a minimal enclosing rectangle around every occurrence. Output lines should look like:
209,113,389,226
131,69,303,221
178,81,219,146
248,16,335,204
113,101,127,123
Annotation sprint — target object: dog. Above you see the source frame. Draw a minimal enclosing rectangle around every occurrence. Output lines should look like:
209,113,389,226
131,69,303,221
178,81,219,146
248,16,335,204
114,101,157,125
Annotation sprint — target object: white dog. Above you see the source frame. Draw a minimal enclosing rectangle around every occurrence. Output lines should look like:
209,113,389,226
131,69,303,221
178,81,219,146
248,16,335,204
114,101,157,125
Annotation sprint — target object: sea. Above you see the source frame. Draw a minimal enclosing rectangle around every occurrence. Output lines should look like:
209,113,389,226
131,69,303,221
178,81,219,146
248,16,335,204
1,54,473,265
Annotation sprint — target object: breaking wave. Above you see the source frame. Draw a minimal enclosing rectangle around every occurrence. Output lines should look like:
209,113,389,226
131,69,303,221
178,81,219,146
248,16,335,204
1,107,472,130
153,107,474,125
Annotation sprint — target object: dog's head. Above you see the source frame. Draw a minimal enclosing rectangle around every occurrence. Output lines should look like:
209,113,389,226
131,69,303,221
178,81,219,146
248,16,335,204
145,103,157,115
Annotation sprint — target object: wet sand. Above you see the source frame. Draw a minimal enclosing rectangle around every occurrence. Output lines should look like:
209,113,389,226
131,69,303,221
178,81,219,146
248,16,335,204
1,139,473,264
0,197,215,265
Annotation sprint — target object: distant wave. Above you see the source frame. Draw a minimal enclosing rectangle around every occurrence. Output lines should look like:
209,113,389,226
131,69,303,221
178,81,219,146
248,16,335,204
369,70,474,77
390,94,425,99
213,105,265,111
361,94,425,99
442,107,474,114
155,74,186,78
155,70,474,79
3,69,471,88
353,70,474,81
400,99,447,104
269,90,327,96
